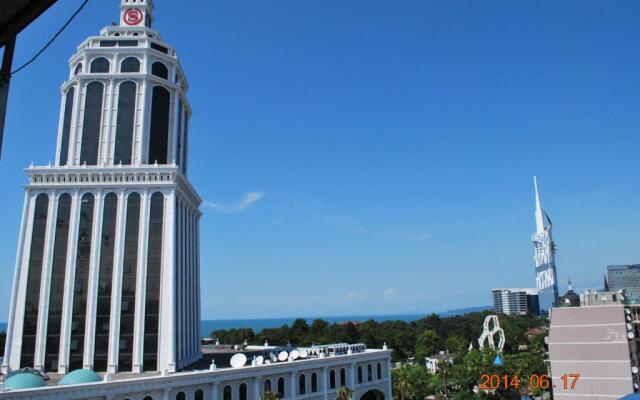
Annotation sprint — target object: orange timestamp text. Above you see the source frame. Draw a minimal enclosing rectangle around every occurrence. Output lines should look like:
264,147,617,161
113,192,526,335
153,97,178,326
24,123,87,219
478,373,580,390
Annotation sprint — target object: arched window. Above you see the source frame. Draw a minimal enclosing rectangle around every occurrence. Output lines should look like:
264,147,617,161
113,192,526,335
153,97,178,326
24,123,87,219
311,372,318,392
148,86,170,164
194,390,204,400
74,63,82,75
176,392,186,400
340,368,346,386
239,383,247,400
114,81,137,165
329,370,336,389
118,192,141,370
299,374,306,395
277,377,285,398
80,81,104,165
144,192,164,370
69,192,95,370
377,363,382,380
121,57,140,73
44,193,71,371
152,61,169,79
358,365,363,383
90,57,110,73
20,193,50,368
367,364,373,381
263,379,272,394
223,385,232,400
58,87,75,166
144,396,154,400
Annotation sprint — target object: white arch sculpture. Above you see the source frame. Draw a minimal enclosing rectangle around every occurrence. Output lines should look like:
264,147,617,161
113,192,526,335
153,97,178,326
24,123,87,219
477,315,505,352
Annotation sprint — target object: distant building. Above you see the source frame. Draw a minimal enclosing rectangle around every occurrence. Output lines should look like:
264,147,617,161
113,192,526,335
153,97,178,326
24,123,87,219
557,281,580,307
531,177,559,315
548,305,640,398
424,351,453,374
607,264,640,304
492,288,539,315
580,289,627,307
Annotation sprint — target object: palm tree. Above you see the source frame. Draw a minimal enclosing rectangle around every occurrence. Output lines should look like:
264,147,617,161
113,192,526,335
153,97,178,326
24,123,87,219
336,386,354,400
261,391,280,400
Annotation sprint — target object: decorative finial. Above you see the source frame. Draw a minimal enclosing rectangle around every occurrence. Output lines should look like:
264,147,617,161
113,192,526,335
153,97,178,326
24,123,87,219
382,342,388,350
210,359,217,371
215,338,220,346
264,340,269,348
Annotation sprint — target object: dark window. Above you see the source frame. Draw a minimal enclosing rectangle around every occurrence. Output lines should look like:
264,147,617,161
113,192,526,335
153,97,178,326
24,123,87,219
114,81,137,165
119,192,140,371
358,366,363,383
223,385,232,400
59,87,75,166
264,379,271,394
44,193,72,371
20,193,49,368
311,372,318,392
69,192,95,370
80,81,104,165
340,368,346,386
144,192,164,370
143,397,153,400
277,378,285,398
367,364,373,381
194,390,204,400
148,86,170,164
151,62,168,79
377,362,382,379
176,392,186,400
299,374,306,395
150,42,169,54
74,64,82,75
100,40,138,47
121,57,140,73
90,57,110,73
239,383,247,400
93,193,118,371
330,370,336,389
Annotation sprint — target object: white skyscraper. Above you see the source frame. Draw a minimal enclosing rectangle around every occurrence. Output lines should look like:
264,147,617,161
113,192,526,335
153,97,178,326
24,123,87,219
2,0,201,375
532,176,559,315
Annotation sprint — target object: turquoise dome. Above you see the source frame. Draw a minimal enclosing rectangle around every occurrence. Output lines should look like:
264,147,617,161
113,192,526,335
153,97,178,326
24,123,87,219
4,372,46,390
58,369,102,386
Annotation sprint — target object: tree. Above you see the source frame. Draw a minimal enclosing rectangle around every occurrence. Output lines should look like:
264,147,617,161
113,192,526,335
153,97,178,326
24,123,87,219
336,386,353,400
261,391,280,400
414,329,440,361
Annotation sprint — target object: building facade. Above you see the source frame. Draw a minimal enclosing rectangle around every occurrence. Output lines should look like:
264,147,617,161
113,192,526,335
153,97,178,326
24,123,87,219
607,264,640,304
2,0,201,375
548,305,640,399
531,177,559,315
492,288,539,316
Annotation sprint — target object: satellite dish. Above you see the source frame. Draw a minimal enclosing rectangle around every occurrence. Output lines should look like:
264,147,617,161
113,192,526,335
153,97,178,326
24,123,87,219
632,366,638,374
256,355,264,366
628,323,633,330
278,351,288,361
230,353,247,369
290,349,300,360
626,309,632,315
269,352,277,362
299,349,308,358
628,332,635,340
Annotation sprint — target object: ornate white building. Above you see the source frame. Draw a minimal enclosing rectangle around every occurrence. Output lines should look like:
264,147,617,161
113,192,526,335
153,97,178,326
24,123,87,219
531,176,559,315
2,0,201,375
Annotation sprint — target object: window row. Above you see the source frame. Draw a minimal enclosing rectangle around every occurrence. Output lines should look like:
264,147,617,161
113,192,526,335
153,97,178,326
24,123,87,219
59,81,174,167
21,191,165,372
74,57,169,78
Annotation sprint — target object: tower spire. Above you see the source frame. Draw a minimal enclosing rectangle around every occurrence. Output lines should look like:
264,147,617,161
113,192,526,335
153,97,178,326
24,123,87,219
534,176,545,233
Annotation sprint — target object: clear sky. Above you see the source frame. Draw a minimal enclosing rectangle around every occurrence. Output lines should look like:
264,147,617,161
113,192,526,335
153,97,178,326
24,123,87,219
1,0,639,321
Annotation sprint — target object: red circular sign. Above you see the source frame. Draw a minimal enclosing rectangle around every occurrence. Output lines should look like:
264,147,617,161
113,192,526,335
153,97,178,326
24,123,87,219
123,8,143,26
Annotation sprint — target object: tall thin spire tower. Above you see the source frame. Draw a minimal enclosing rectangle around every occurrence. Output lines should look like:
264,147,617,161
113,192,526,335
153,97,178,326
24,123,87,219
531,177,559,315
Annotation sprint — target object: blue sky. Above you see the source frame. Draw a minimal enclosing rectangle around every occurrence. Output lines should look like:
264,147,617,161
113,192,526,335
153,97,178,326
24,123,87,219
1,0,639,321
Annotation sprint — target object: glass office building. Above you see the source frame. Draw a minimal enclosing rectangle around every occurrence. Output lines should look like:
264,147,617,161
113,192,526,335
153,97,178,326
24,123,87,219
607,264,640,304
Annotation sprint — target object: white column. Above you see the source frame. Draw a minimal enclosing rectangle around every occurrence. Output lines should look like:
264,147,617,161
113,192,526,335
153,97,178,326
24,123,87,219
187,208,193,360
158,191,176,372
3,191,33,373
195,213,202,358
349,363,356,388
209,382,219,400
132,190,150,373
253,376,261,400
290,371,297,400
175,199,182,367
107,190,128,373
34,191,59,370
83,191,104,369
101,78,116,165
58,190,82,374
322,367,329,400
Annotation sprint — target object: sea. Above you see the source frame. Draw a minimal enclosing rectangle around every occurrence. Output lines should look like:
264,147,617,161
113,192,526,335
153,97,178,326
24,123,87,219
0,306,490,335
